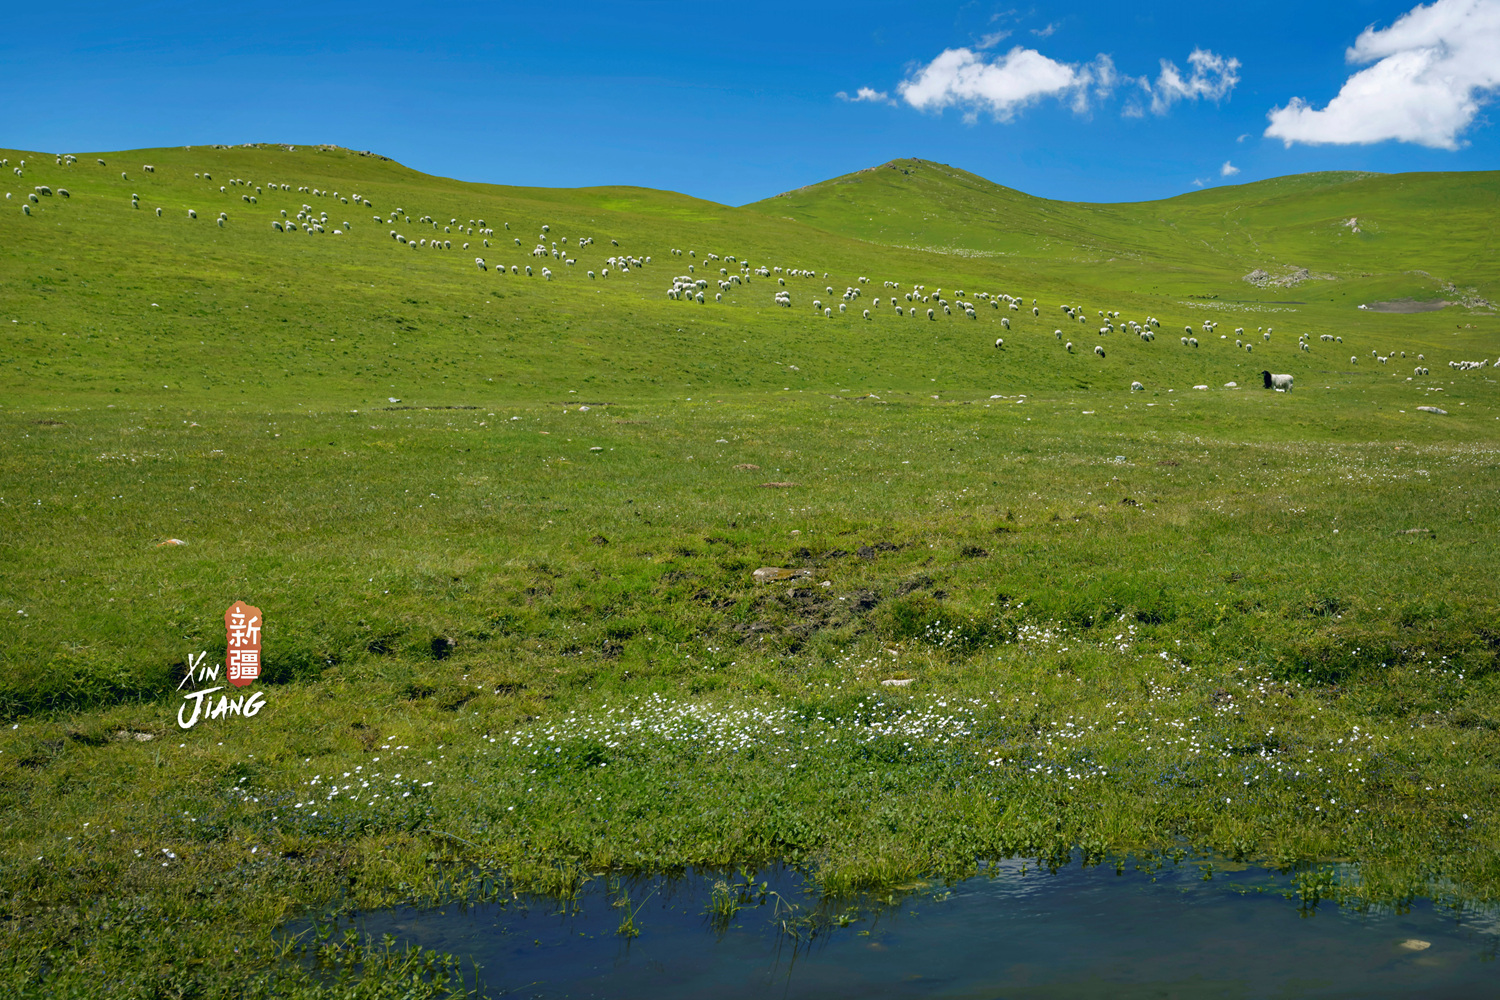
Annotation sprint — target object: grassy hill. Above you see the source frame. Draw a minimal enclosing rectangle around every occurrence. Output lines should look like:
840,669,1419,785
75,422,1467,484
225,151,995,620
2,145,1496,411
747,157,1500,309
1,144,1498,997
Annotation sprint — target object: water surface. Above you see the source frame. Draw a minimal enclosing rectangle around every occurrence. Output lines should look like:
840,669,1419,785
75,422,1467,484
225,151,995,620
342,860,1499,998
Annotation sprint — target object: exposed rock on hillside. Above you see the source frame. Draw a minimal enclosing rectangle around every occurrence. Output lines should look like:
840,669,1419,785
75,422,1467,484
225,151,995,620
1242,266,1332,289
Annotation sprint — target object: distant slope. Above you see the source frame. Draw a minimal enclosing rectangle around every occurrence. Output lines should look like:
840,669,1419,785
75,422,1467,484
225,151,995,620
747,158,1500,303
1,143,1495,410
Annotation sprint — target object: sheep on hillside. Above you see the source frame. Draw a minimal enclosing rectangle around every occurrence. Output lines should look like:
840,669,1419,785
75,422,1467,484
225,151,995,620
1262,371,1293,391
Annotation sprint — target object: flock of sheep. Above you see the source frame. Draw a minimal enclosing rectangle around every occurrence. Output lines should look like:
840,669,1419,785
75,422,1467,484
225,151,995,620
7,151,1490,393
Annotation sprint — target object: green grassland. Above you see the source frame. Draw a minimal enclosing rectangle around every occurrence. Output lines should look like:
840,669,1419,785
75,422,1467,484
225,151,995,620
2,144,1499,997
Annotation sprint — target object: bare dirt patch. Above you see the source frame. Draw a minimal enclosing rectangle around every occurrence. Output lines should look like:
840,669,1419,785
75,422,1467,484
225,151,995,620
1359,299,1451,314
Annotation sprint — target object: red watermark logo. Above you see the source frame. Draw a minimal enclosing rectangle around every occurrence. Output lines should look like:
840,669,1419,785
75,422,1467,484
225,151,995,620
226,601,262,687
176,601,268,729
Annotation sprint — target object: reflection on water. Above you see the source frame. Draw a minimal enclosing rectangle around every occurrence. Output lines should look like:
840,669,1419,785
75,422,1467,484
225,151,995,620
332,859,1499,998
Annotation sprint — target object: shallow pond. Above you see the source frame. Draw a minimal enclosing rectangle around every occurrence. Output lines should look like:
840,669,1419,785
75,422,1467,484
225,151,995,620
335,860,1498,998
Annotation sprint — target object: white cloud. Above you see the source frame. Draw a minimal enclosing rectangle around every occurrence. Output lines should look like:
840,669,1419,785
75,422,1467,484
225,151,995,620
1265,0,1500,149
1149,49,1241,114
1221,160,1240,176
976,30,1012,50
1032,22,1058,38
837,87,895,105
1236,133,1249,142
898,46,1118,120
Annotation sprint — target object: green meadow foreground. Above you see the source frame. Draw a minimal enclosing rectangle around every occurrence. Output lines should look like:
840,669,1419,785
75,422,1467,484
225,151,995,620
1,145,1498,996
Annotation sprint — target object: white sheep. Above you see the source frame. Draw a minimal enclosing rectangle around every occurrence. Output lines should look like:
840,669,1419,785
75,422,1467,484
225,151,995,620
1131,381,1144,391
1066,342,1074,352
994,338,1004,349
1094,345,1105,357
1261,371,1293,391
475,258,487,271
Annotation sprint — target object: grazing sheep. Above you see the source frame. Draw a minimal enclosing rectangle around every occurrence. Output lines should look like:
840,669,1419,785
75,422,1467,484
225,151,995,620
1065,342,1074,352
1094,345,1105,357
272,220,283,231
1131,381,1144,391
1189,338,1198,348
475,258,487,271
1351,355,1359,364
1055,329,1062,339
926,308,935,320
1262,371,1293,391
188,209,197,218
144,165,154,173
155,207,162,217
21,204,30,216
57,188,69,198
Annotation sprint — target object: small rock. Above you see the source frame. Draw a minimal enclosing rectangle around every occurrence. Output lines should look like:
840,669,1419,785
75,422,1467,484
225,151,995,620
1193,385,1208,390
1399,939,1431,952
1224,382,1237,388
1417,406,1447,415
760,481,798,488
753,567,813,584
733,463,760,470
880,678,914,687
115,731,155,742
157,538,187,547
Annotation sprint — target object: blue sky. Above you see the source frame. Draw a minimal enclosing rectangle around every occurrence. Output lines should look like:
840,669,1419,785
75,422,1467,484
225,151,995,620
4,1,1496,205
